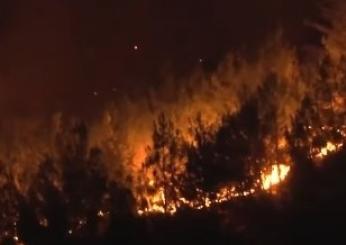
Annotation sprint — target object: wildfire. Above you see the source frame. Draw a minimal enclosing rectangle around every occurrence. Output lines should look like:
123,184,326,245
261,164,291,191
312,141,344,161
3,4,346,242
137,163,291,216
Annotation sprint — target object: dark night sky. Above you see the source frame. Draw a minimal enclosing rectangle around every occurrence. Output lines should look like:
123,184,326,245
0,0,320,118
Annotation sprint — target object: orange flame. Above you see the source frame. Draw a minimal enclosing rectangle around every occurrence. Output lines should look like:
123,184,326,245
261,164,291,191
137,162,291,216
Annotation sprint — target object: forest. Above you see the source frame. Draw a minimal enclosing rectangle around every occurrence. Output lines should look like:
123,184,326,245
1,1,346,244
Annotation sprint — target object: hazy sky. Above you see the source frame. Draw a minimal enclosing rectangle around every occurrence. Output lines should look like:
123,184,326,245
0,0,320,118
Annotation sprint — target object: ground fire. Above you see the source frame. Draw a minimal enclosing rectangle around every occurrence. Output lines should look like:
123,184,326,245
1,1,346,244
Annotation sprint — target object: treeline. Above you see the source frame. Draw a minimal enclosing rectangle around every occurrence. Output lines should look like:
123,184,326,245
1,1,346,243
1,50,346,244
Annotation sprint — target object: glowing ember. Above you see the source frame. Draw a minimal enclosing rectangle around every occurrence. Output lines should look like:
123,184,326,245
313,141,343,160
137,163,291,216
39,218,49,228
97,210,105,218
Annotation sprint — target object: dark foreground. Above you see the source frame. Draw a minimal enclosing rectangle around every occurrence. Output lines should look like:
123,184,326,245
11,148,346,245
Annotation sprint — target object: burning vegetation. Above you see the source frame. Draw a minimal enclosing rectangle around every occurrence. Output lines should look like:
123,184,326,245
1,1,346,244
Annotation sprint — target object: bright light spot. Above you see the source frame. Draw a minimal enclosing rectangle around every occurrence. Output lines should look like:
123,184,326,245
133,45,139,51
314,141,343,160
204,197,211,208
148,179,155,187
97,210,104,217
93,91,99,96
261,164,291,190
39,217,49,228
278,137,288,149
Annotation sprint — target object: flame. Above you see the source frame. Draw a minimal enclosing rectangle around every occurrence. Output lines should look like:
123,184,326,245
261,164,291,191
137,162,291,216
312,141,343,160
3,3,346,240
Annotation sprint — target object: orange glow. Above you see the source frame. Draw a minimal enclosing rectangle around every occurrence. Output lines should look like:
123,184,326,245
311,141,344,161
261,164,291,191
137,162,291,216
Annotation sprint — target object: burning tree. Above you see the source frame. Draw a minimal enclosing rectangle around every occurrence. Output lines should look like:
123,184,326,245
186,71,296,194
186,101,262,193
140,113,188,214
16,118,135,242
289,47,346,164
56,119,133,237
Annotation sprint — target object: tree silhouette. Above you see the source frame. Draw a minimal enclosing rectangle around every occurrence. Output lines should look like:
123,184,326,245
186,97,262,192
0,164,22,244
143,113,188,211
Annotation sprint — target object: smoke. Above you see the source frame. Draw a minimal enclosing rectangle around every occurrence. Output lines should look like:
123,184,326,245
74,32,309,199
0,31,312,194
0,114,63,194
0,0,344,200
